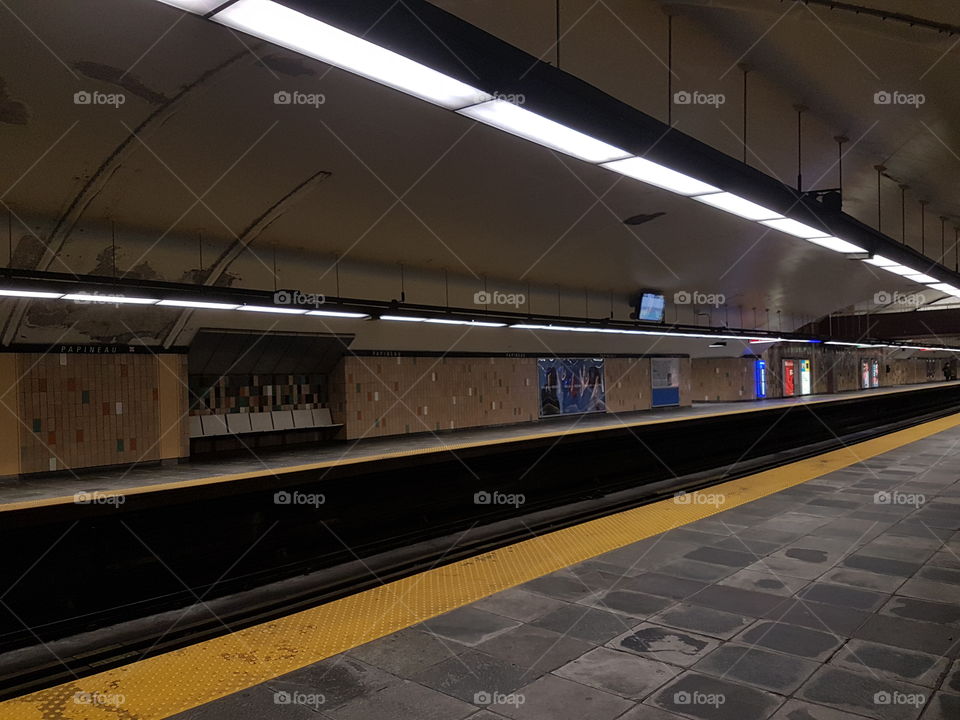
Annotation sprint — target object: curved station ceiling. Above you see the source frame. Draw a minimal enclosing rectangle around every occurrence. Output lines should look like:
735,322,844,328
0,0,957,353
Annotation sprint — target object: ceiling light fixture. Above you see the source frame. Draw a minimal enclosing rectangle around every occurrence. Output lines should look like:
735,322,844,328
601,157,720,196
880,264,924,277
306,309,370,318
155,0,225,12
863,255,898,267
156,299,240,310
0,289,65,299
457,100,630,164
903,273,938,283
692,192,784,221
422,318,507,327
213,0,490,109
237,305,308,314
380,315,426,322
62,294,159,305
759,218,830,239
806,236,866,253
927,283,960,297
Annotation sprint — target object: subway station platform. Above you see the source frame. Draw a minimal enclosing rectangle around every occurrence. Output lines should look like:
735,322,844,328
2,407,959,719
1,380,956,512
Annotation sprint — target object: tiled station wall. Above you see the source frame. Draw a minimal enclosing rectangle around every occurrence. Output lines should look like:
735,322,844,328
689,351,943,403
330,356,540,440
329,355,692,440
603,358,652,413
0,352,188,476
691,358,758,402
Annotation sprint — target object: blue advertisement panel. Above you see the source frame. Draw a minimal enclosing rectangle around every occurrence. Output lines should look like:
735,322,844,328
538,358,606,417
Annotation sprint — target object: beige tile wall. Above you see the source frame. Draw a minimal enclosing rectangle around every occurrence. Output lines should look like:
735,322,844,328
604,357,652,413
333,356,540,440
691,358,757,402
333,355,695,439
14,352,188,475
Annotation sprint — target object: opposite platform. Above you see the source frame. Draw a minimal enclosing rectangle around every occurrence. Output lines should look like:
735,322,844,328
1,380,956,512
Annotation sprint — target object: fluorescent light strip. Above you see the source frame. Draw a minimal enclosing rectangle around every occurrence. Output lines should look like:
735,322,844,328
863,255,898,267
157,299,240,310
306,309,370,318
692,192,784,221
806,236,866,253
601,156,720,196
422,318,507,327
458,100,630,164
213,0,490,109
881,264,919,276
381,315,425,322
904,273,938,283
512,324,788,343
0,289,64,299
824,341,886,348
928,283,960,297
156,0,225,13
759,218,830,239
62,294,159,305
237,305,307,315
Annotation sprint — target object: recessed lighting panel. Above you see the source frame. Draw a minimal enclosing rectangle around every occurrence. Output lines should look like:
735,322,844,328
214,0,490,109
760,218,830,239
458,99,630,164
692,192,784,221
601,157,720,196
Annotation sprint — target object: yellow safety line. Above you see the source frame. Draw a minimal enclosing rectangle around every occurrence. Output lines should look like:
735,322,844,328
4,411,959,720
2,381,953,513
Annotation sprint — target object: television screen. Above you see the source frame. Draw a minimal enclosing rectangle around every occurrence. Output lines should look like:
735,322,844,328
637,292,665,322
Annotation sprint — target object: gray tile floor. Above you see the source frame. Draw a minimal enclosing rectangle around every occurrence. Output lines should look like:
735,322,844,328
2,381,951,506
167,424,960,720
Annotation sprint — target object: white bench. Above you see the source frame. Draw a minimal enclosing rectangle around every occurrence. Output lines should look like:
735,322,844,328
189,408,341,438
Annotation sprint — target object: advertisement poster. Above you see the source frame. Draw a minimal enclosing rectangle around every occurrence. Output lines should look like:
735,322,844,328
538,358,606,417
799,359,812,395
783,359,796,396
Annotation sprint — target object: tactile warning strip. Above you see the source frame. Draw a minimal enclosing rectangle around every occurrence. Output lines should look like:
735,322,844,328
4,413,959,719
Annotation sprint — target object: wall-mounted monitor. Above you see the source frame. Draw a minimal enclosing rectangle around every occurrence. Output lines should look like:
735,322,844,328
636,292,665,322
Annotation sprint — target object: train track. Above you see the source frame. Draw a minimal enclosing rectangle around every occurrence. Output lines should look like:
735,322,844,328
1,385,958,698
